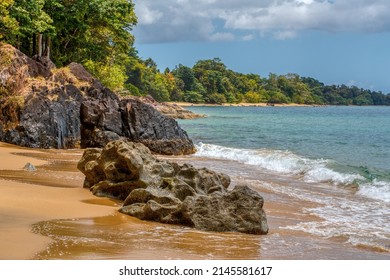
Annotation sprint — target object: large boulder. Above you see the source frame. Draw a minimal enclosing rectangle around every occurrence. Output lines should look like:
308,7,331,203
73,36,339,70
180,185,268,234
0,43,194,155
78,140,269,235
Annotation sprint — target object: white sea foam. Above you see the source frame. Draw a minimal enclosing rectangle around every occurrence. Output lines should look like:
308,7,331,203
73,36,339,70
357,180,390,203
303,165,364,185
195,143,362,186
254,181,390,252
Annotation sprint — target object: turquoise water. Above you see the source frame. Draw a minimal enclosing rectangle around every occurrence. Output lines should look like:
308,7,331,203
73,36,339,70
180,106,390,171
179,106,390,196
178,106,390,252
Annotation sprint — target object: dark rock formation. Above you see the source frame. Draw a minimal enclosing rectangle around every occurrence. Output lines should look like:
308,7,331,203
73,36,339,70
0,43,194,155
78,140,269,235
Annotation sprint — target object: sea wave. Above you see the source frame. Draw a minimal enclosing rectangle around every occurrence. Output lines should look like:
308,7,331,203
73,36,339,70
195,143,361,184
194,143,390,202
357,180,390,203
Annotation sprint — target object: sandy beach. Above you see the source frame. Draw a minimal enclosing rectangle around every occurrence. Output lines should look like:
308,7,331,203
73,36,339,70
0,142,388,260
0,142,116,259
167,102,318,107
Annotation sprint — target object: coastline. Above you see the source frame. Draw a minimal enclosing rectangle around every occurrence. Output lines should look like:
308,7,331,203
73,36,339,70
0,142,388,259
167,102,320,107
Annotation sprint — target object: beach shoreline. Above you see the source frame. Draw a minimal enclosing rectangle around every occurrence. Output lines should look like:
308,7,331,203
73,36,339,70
166,102,321,107
0,142,388,260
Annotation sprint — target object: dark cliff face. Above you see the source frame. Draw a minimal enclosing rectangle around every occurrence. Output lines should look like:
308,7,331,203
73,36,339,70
0,44,195,155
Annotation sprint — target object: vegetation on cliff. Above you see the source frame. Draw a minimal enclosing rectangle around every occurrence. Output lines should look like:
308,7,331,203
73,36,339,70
0,43,195,154
0,0,137,92
1,1,389,105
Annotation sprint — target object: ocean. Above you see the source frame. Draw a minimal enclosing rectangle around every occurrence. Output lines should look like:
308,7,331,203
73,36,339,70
178,105,390,255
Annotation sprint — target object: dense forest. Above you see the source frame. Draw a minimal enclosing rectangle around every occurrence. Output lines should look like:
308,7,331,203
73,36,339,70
1,0,389,105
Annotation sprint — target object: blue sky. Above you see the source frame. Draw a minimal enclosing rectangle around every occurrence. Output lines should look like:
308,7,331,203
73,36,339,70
132,0,390,93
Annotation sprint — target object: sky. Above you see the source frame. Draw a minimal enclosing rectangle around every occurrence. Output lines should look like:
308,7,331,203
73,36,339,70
132,0,390,93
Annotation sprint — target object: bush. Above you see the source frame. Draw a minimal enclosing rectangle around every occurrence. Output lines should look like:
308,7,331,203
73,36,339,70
183,91,205,103
208,93,227,104
84,60,126,92
124,83,141,96
244,91,261,103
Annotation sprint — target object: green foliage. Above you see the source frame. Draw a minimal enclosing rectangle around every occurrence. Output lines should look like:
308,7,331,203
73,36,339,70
244,91,262,103
84,59,127,92
45,0,137,66
1,1,389,105
268,90,291,104
137,56,390,106
183,91,205,103
124,83,141,96
4,0,55,54
0,0,18,40
1,0,137,93
353,94,373,106
172,64,195,92
148,73,170,102
208,93,227,104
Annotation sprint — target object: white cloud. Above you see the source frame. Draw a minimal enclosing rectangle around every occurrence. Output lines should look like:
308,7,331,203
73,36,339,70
273,30,298,40
135,2,163,25
209,32,236,42
242,34,255,41
133,0,390,43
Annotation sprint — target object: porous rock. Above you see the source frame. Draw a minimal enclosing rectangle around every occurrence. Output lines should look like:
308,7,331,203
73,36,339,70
78,140,269,235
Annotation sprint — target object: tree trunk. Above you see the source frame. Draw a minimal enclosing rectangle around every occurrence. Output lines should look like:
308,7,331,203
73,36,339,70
44,36,51,58
38,33,43,57
32,34,37,56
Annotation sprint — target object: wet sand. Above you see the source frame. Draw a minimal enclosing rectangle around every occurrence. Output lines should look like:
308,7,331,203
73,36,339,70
0,142,388,260
0,142,116,259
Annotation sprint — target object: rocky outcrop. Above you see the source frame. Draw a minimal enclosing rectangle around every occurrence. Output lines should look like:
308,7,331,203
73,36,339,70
0,43,52,96
78,140,269,235
0,43,194,155
135,96,205,119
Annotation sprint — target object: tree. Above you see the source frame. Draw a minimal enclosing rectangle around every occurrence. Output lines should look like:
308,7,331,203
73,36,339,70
244,91,261,103
183,91,205,103
148,73,170,101
193,57,226,73
3,0,54,56
44,0,138,91
0,0,18,40
208,93,226,104
172,64,195,92
46,0,137,66
84,59,127,92
268,90,290,104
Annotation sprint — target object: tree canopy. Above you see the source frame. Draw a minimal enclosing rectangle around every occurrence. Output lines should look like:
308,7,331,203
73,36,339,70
1,0,137,91
1,1,389,105
133,58,389,105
